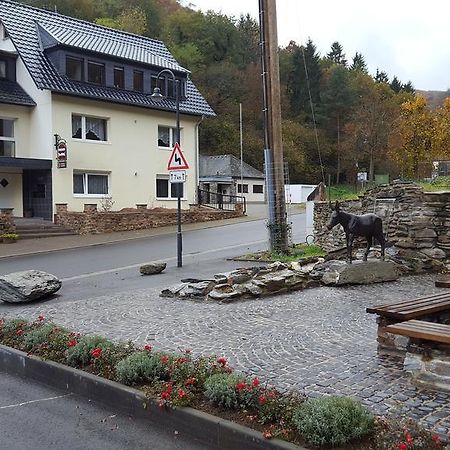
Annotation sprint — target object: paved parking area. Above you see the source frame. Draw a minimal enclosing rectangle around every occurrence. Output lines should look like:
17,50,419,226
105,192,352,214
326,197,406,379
1,273,449,436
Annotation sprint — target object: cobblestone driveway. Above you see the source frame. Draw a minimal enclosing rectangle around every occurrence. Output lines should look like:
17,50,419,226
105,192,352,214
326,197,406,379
1,273,449,436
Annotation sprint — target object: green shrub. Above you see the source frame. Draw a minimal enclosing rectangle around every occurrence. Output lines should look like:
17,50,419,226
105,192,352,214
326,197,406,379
292,396,374,447
66,335,115,367
204,373,255,409
23,323,68,351
116,351,168,385
0,318,30,347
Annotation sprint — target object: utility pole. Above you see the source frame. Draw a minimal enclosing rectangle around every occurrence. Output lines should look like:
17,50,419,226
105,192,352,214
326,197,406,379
259,0,289,253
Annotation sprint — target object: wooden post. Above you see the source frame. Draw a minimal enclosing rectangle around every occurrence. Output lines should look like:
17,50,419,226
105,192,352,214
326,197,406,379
259,0,288,253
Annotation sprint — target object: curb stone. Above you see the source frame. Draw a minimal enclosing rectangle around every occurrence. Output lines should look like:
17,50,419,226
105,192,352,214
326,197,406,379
0,345,305,450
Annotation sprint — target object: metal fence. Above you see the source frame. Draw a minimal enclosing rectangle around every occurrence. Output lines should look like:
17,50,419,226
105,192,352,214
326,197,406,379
197,188,246,214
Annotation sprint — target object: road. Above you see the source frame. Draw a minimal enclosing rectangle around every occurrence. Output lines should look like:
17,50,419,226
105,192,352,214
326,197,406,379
0,371,210,450
0,214,306,303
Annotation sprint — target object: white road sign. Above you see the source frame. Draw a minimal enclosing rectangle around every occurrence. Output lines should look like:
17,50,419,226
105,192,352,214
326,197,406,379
169,170,186,183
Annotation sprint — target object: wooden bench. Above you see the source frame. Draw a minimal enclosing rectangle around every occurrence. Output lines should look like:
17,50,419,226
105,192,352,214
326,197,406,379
384,320,450,345
367,291,450,321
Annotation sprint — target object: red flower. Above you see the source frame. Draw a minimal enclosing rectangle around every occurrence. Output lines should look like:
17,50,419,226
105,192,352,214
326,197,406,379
161,391,170,400
217,357,227,367
175,357,187,365
37,315,45,322
252,377,260,388
165,382,173,394
67,339,77,348
432,435,441,445
258,394,267,405
144,344,152,352
397,443,407,450
15,329,23,336
235,382,246,392
160,355,169,365
405,434,413,444
178,389,187,399
185,377,196,386
90,347,102,359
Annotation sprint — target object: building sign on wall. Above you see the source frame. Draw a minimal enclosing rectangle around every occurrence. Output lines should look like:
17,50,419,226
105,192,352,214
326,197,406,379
54,135,68,169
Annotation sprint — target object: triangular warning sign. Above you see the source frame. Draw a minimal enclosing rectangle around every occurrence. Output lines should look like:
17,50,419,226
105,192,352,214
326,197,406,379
167,143,189,170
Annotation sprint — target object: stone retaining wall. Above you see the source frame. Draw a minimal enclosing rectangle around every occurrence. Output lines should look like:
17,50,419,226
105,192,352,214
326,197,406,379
55,204,244,235
314,181,450,261
0,208,15,234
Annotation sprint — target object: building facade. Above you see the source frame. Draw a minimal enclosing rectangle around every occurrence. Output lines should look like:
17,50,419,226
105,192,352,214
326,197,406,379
199,154,265,203
0,0,214,220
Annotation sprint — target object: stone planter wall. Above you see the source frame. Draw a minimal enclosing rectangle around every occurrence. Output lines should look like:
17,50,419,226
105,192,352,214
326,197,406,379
55,204,244,235
0,208,15,234
314,182,450,261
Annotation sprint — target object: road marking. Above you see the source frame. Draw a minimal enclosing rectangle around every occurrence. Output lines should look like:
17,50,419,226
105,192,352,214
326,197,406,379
61,239,267,282
0,393,73,409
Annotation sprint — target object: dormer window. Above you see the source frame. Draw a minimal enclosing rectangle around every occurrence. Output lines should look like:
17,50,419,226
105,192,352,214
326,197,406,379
87,61,105,85
114,67,124,88
133,70,143,92
66,56,83,81
0,60,6,79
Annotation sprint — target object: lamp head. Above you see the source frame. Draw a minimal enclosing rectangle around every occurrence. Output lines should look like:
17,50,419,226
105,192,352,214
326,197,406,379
150,87,164,102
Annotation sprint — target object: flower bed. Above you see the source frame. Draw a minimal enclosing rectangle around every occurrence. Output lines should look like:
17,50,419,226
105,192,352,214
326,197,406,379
0,316,448,449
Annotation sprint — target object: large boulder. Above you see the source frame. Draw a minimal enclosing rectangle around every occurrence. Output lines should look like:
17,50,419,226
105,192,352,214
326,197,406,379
313,260,400,286
140,263,166,275
0,270,62,303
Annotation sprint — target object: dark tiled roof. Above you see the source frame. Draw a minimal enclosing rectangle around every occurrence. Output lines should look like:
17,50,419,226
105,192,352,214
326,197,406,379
0,78,35,106
0,0,214,117
199,155,265,179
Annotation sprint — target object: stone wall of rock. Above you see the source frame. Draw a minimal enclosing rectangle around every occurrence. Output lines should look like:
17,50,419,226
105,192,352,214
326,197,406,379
314,181,450,262
0,208,16,234
55,203,244,235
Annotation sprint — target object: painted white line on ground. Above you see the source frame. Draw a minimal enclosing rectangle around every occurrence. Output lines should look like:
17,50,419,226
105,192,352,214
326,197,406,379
0,393,73,409
60,239,267,282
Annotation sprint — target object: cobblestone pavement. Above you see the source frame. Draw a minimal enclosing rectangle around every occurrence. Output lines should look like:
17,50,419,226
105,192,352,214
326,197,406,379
1,273,449,436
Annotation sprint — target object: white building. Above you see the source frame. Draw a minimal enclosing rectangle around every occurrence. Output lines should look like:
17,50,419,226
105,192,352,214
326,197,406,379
0,0,214,220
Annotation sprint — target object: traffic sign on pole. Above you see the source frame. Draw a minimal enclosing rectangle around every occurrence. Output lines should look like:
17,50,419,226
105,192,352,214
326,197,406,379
169,170,186,183
167,143,189,170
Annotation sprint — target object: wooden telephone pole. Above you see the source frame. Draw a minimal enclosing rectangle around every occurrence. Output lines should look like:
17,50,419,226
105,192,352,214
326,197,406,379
259,0,289,253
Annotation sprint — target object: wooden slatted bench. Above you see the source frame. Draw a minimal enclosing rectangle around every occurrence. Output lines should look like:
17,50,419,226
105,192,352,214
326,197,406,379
383,320,450,345
367,291,450,321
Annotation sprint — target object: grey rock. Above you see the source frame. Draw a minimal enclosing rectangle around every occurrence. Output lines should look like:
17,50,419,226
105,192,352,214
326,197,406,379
321,271,339,285
180,281,216,297
160,284,186,298
335,260,400,285
420,248,447,260
140,262,166,275
0,270,62,303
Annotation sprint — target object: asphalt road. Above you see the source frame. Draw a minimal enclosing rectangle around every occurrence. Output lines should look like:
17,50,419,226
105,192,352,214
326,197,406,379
0,214,306,303
0,371,210,450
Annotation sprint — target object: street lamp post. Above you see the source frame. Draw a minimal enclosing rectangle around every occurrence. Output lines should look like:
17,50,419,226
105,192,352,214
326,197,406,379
151,69,183,268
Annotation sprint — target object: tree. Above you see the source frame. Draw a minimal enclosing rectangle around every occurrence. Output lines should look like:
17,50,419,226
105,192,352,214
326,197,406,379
286,39,322,119
350,52,367,73
390,96,435,178
345,74,399,182
321,64,356,183
390,76,402,93
235,14,259,67
402,81,415,94
326,41,347,66
374,68,389,83
432,98,450,160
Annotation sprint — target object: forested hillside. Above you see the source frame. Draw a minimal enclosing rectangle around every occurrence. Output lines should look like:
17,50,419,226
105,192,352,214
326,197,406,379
18,0,450,183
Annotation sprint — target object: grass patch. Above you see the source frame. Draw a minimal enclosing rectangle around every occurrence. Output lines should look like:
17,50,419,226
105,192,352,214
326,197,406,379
329,184,362,201
238,243,326,263
419,176,450,192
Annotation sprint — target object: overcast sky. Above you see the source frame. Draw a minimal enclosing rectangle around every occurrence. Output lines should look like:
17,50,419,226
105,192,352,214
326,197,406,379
186,0,449,92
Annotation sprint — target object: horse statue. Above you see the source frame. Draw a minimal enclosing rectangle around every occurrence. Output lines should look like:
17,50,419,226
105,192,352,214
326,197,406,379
327,201,386,264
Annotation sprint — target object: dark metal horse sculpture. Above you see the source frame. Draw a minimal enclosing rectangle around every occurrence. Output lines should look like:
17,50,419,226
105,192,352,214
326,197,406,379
327,201,386,263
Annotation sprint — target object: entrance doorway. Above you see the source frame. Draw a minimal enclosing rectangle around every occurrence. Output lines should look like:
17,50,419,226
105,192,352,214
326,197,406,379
23,170,52,220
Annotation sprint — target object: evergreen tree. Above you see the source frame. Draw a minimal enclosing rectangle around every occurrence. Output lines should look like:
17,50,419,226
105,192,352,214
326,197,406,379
402,81,415,94
350,52,367,73
326,41,347,66
287,39,322,119
375,68,389,83
390,76,402,93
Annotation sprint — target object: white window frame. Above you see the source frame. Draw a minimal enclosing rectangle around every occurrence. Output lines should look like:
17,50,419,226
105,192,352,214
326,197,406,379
157,125,181,150
237,183,248,194
0,117,15,157
155,175,186,200
73,171,110,198
72,114,109,143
